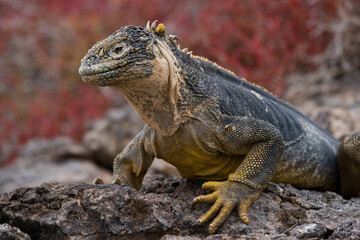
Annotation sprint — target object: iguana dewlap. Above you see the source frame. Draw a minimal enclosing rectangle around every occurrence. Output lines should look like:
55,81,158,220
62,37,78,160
79,21,360,234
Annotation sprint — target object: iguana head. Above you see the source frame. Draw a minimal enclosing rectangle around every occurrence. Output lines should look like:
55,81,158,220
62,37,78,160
79,22,166,86
79,21,185,136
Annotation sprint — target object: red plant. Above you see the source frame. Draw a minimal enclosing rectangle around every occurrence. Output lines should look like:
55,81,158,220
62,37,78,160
0,85,110,165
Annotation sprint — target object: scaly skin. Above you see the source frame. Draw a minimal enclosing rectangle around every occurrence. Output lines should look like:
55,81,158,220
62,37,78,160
79,21,360,234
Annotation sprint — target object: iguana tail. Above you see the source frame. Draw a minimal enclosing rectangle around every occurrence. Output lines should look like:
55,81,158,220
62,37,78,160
336,131,360,198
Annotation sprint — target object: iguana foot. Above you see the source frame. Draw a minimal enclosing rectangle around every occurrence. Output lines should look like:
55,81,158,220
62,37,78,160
192,180,262,234
92,177,104,185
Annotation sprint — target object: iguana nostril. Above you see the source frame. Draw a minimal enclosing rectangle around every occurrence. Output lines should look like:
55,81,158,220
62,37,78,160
87,56,96,64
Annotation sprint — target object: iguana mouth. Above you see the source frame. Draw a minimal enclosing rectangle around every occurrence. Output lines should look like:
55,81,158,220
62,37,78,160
79,64,123,86
79,61,130,86
78,63,123,77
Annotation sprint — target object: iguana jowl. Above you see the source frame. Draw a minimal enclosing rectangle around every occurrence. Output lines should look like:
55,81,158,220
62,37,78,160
79,21,360,234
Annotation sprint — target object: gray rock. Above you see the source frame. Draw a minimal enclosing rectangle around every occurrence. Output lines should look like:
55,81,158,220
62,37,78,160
83,106,144,168
160,235,202,240
291,103,360,140
288,223,326,239
18,136,90,160
160,234,240,240
0,175,359,239
283,73,360,140
0,223,31,240
148,158,181,177
329,219,360,240
0,137,112,194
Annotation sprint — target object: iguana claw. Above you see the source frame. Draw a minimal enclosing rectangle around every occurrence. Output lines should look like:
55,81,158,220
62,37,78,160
92,177,104,185
112,178,122,185
191,219,204,227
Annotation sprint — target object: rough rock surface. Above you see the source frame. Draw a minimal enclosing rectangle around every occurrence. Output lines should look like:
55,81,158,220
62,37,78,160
0,223,31,240
0,137,112,194
1,175,359,240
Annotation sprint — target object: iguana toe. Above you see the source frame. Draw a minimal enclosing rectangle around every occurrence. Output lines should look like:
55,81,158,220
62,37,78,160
198,199,222,225
192,191,218,206
208,203,235,234
237,202,250,224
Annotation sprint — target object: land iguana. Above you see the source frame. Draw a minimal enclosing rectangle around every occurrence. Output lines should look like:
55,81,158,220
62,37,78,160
79,21,360,234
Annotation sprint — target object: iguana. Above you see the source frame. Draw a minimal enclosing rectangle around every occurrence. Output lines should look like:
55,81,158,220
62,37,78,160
79,21,360,234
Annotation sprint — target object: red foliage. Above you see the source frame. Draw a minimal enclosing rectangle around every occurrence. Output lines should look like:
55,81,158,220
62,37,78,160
177,0,338,94
0,86,110,165
0,0,341,165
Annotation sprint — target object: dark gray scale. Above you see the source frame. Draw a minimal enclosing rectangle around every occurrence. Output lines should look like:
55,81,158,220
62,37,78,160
215,77,304,143
177,52,334,144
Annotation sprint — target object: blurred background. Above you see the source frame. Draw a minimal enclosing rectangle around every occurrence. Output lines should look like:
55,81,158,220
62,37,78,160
0,0,359,192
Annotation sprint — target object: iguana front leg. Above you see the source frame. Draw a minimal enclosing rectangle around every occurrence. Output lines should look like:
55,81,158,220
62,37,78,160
94,126,155,190
193,116,285,233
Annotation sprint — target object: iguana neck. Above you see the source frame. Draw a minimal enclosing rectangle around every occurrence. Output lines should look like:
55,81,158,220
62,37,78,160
115,40,184,137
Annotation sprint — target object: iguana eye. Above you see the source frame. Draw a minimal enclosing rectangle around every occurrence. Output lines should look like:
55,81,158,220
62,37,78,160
109,43,127,57
113,46,123,54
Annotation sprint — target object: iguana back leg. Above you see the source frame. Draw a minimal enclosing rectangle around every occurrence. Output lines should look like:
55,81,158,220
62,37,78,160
336,131,360,198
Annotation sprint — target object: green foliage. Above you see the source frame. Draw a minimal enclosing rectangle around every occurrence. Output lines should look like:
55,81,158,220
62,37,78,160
0,0,340,164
